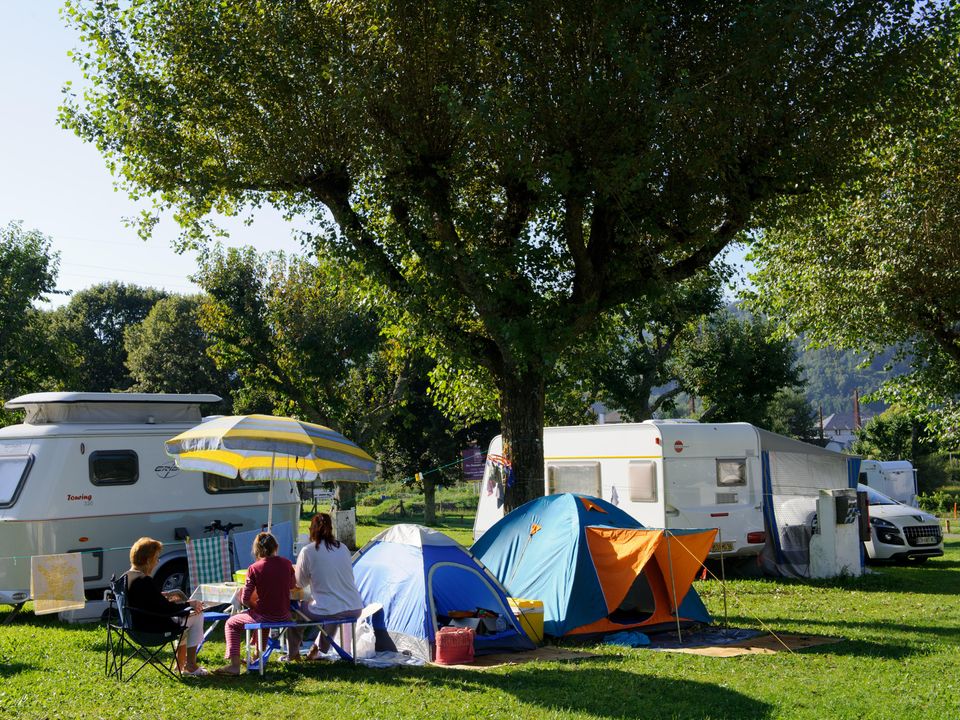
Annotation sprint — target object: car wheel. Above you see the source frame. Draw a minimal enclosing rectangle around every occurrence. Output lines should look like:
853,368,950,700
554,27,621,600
154,559,189,595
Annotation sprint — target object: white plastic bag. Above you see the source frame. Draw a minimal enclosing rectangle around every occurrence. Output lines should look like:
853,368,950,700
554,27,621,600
354,618,376,660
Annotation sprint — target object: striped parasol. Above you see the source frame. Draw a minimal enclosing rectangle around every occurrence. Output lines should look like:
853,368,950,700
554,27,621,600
165,414,375,528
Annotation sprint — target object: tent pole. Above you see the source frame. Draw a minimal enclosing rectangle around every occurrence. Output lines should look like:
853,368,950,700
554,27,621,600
719,528,728,631
664,530,682,643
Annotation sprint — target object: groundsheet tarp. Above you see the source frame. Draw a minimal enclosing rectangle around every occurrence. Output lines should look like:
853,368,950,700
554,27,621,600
647,628,842,656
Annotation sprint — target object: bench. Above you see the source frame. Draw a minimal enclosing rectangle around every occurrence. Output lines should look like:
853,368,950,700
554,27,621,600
243,617,357,675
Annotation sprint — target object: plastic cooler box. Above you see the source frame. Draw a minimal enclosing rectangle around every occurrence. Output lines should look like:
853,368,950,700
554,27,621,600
434,626,475,665
508,598,544,644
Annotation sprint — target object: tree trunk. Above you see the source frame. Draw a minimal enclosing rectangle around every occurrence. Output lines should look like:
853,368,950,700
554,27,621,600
334,481,356,511
500,369,546,512
422,473,436,525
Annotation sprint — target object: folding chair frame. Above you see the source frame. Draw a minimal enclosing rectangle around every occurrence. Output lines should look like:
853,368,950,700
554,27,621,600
104,576,187,683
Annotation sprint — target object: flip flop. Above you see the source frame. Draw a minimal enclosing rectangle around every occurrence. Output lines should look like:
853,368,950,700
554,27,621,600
212,666,241,677
183,667,211,677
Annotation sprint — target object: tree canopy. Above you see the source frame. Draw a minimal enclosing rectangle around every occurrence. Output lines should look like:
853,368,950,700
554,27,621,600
0,222,63,419
673,311,803,425
62,0,948,506
124,294,234,410
750,48,960,445
49,282,167,392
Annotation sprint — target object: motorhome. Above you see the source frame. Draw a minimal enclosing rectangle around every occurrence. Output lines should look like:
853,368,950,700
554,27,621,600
858,459,918,507
474,420,854,560
0,392,301,609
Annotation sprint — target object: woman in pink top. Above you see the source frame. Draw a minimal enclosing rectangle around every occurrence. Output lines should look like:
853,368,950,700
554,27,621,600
214,532,295,675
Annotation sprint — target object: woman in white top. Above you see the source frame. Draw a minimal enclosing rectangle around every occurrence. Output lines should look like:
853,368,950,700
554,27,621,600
287,513,363,661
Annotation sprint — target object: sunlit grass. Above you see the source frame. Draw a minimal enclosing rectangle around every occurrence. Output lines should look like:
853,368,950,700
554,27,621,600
3,532,959,719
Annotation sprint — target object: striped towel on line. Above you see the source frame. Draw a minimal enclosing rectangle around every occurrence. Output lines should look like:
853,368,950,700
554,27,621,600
185,535,232,592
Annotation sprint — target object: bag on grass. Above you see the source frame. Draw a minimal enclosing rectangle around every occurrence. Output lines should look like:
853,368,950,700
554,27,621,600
355,617,377,660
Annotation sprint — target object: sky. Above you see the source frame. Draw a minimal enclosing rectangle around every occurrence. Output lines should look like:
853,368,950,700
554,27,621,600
0,2,749,308
0,2,308,306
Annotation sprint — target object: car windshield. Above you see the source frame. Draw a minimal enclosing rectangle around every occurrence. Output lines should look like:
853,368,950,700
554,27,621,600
858,483,898,506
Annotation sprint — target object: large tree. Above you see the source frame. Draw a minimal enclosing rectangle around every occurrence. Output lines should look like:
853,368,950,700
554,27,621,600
672,311,804,425
749,49,960,445
49,282,168,392
195,247,384,431
0,222,64,421
124,294,235,411
585,272,724,421
195,246,477,514
62,1,945,508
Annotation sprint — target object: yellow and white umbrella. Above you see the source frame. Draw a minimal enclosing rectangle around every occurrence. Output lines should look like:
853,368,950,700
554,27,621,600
165,414,375,528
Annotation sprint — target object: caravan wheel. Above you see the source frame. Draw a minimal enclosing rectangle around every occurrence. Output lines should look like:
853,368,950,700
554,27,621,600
154,559,188,595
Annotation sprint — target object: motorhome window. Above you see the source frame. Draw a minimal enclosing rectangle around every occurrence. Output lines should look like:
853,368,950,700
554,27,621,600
0,454,33,507
546,463,601,496
716,459,746,487
89,450,139,486
627,461,657,502
204,472,270,494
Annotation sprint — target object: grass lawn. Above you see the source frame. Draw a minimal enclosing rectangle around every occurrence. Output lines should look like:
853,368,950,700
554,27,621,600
2,527,959,720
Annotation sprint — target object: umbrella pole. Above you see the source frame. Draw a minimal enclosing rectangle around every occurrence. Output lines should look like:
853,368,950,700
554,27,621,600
267,452,276,531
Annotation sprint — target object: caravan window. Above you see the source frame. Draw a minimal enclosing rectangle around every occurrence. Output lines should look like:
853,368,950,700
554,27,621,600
716,458,747,487
628,461,658,502
0,454,33,507
89,450,139,486
204,472,270,494
546,463,601,496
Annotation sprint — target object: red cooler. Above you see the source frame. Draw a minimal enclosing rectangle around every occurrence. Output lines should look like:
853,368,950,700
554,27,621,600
434,626,475,664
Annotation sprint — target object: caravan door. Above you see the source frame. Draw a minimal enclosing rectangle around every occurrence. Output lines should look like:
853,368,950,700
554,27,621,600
662,454,765,557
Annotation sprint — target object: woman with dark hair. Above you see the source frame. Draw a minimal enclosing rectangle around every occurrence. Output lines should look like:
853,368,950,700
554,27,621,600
287,513,363,661
214,531,295,675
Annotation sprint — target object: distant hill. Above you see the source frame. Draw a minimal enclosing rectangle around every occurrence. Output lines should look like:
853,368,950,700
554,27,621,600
796,344,904,416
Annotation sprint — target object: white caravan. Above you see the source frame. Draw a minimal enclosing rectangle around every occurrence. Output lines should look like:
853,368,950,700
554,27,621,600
474,420,852,559
858,459,918,507
0,393,301,607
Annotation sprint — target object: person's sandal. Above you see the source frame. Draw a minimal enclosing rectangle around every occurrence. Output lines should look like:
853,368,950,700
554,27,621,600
183,666,210,677
305,646,322,662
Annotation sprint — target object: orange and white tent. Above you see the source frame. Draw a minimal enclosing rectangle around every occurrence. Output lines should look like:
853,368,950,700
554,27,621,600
472,494,715,637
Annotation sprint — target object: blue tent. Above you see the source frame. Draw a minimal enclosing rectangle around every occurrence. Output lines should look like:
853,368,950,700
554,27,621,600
352,524,535,660
472,494,715,637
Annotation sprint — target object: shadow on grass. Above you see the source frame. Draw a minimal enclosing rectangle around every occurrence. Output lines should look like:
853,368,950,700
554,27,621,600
262,663,773,720
0,662,33,677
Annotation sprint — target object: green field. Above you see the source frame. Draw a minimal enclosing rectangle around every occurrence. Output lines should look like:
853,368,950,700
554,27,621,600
2,526,959,720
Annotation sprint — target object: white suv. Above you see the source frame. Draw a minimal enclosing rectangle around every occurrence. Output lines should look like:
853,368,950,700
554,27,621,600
860,483,943,563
